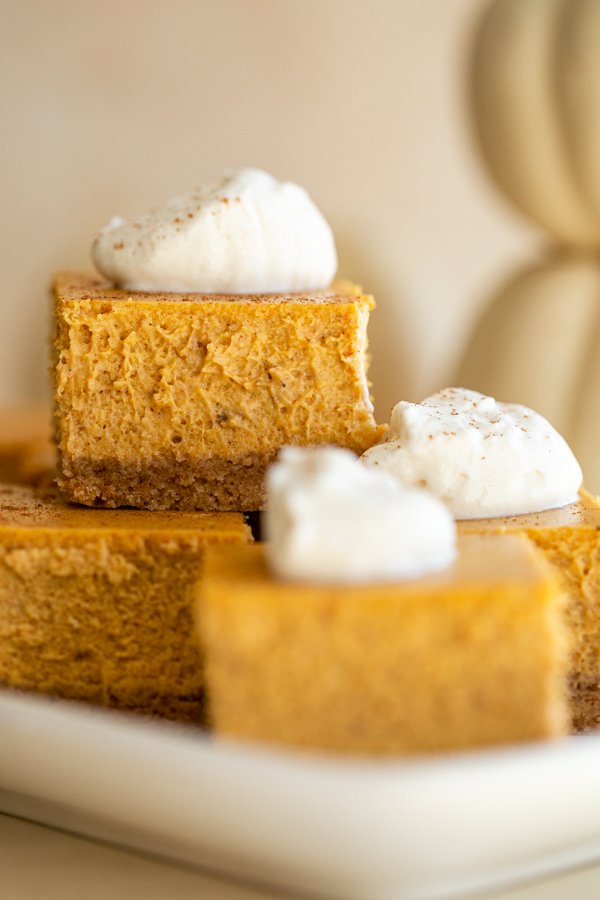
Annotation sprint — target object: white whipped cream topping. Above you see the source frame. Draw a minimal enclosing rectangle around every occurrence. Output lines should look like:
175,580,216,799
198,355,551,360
264,446,456,583
361,388,583,519
91,168,337,294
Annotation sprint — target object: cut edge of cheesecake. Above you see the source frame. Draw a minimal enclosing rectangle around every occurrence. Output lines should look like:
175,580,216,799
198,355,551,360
457,489,600,733
52,271,386,511
0,480,252,723
196,536,569,756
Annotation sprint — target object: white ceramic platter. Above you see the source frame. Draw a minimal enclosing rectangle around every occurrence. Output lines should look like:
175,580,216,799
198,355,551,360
0,690,599,900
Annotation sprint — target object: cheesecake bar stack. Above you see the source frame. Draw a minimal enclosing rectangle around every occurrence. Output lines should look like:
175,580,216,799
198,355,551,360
0,271,382,723
0,267,593,752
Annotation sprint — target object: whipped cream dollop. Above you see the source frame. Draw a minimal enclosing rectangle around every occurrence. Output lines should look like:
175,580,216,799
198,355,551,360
91,168,337,294
264,446,456,583
361,388,583,519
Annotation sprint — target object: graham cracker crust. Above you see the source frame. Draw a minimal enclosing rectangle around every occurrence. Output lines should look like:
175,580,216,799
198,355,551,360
570,679,600,733
57,454,270,511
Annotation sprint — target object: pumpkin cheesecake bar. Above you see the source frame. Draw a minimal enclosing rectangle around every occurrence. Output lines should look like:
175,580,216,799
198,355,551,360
361,387,595,732
52,271,383,511
459,491,600,732
0,482,251,721
196,536,568,755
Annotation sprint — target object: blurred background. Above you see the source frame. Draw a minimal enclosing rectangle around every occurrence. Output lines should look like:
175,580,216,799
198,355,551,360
1,0,539,414
5,0,600,486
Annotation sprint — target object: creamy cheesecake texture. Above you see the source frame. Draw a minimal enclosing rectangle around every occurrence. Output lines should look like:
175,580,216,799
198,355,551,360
52,272,384,511
0,482,251,720
197,537,568,755
459,491,600,732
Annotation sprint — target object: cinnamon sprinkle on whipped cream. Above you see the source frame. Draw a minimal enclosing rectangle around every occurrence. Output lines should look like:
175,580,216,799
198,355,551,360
361,388,583,519
91,168,337,294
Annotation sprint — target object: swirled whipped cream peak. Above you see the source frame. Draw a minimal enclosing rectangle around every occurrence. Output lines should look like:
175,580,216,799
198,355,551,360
264,445,456,583
91,168,338,294
361,388,583,519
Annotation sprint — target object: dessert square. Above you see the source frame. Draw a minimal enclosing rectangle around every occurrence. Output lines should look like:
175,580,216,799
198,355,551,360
52,272,384,511
196,536,568,755
0,483,251,721
459,491,600,731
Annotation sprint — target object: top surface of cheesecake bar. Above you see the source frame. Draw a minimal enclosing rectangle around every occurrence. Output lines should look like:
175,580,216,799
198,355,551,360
458,490,600,531
55,271,373,308
0,483,251,538
205,532,552,588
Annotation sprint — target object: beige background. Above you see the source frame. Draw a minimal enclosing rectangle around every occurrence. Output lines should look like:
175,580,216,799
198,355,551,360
1,0,540,419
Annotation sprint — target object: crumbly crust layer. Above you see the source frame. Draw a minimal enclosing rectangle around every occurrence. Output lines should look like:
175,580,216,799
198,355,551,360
570,679,600,732
58,455,269,511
